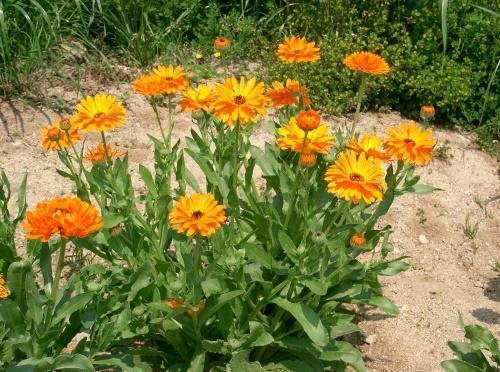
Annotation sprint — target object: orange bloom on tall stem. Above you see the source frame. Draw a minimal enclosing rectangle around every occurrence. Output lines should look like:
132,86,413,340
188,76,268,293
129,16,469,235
169,193,226,237
343,52,390,75
297,109,321,131
212,76,267,126
133,73,167,96
347,133,390,162
324,150,385,204
40,118,80,151
84,144,126,165
276,36,320,64
277,117,334,155
214,36,230,49
23,197,103,242
179,84,214,113
151,65,189,95
72,94,127,132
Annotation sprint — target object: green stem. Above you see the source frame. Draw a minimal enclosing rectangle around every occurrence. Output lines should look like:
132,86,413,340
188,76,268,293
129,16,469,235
151,100,167,143
100,131,111,165
351,74,367,135
166,95,174,152
191,237,203,340
284,133,308,228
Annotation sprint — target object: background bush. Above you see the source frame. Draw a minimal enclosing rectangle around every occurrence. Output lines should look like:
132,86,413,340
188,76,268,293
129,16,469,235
0,0,498,144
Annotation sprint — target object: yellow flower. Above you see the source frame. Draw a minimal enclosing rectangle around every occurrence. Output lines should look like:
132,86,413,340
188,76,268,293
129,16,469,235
0,274,9,300
212,76,267,126
40,118,80,151
169,193,226,237
343,51,390,75
276,36,320,64
324,150,385,204
195,53,204,59
179,84,214,113
347,133,390,162
276,117,334,154
151,65,189,95
383,121,436,165
213,51,221,58
72,94,127,132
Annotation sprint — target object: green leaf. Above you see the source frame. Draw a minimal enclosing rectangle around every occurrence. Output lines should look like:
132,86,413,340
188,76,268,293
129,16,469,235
330,324,362,339
228,351,262,372
368,296,399,315
464,324,499,355
52,292,93,325
320,341,365,372
406,183,443,194
127,262,152,301
139,165,158,198
187,346,205,372
376,259,410,276
13,173,27,223
53,354,95,371
271,297,329,346
103,214,126,229
244,242,272,269
440,360,484,372
198,290,244,326
277,231,297,261
243,321,274,348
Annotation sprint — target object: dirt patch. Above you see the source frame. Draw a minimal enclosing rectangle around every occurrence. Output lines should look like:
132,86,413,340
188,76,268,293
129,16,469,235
0,82,499,371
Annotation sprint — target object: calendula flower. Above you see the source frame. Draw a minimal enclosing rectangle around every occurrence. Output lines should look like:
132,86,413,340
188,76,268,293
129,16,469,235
84,144,126,165
383,121,436,165
420,105,436,121
267,81,297,107
350,234,366,247
169,193,226,237
179,84,214,113
276,36,320,64
40,118,80,151
347,133,390,162
214,36,230,49
343,52,390,75
23,197,103,242
286,79,311,105
72,94,127,132
213,51,221,58
277,117,334,154
152,65,189,95
324,150,385,204
297,109,321,131
300,152,317,167
165,298,205,317
0,274,9,300
133,73,167,96
195,53,204,59
212,76,267,126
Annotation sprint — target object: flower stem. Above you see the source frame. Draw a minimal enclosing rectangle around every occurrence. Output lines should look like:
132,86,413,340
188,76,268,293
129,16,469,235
351,74,367,135
100,131,111,165
151,100,167,144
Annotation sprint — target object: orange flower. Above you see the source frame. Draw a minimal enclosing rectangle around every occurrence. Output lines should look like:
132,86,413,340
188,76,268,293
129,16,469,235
343,52,390,75
286,79,311,105
300,152,317,167
214,36,230,49
186,301,205,317
277,117,334,155
72,94,127,132
23,197,103,242
347,133,390,162
383,121,436,165
151,65,189,95
212,76,267,126
276,36,320,64
165,299,205,317
297,109,321,131
84,144,126,165
179,84,214,113
169,193,226,237
40,118,80,151
0,274,9,300
267,81,297,107
324,150,385,204
350,234,366,247
420,104,436,120
133,73,167,96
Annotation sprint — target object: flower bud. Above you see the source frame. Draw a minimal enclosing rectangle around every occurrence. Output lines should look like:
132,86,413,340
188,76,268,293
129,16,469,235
420,105,435,121
47,127,61,142
312,231,327,245
350,234,366,247
300,152,317,167
59,118,72,131
297,109,321,131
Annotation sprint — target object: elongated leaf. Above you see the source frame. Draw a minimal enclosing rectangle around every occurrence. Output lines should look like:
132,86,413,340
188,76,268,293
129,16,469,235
368,296,399,315
271,297,328,346
139,165,157,198
406,184,442,195
440,360,484,372
52,292,93,325
320,341,365,372
198,290,244,326
53,354,95,370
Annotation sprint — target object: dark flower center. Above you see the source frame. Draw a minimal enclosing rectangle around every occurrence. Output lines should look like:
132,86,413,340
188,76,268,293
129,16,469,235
94,112,105,119
234,95,246,105
350,172,364,182
192,211,204,220
404,138,415,146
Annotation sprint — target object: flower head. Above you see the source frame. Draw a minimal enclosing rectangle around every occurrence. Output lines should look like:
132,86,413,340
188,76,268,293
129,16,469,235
383,121,436,165
343,52,390,75
277,117,334,154
41,118,80,151
286,79,311,105
212,76,267,126
300,152,317,167
420,105,436,121
350,234,366,247
213,51,221,58
169,193,226,237
23,197,103,242
84,144,126,165
195,53,204,59
72,94,127,132
214,36,230,50
324,150,385,204
297,109,321,131
347,133,390,162
276,36,320,64
165,298,205,317
0,274,9,300
179,84,214,113
266,79,310,107
152,65,189,95
133,73,167,96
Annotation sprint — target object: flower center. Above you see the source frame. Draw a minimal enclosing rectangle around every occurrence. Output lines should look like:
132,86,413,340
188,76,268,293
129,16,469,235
94,112,105,119
233,95,246,105
48,128,61,141
350,172,364,182
404,138,415,146
192,210,204,220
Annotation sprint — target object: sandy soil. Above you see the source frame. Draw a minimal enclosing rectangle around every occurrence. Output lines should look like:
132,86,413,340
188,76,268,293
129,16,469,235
0,78,498,371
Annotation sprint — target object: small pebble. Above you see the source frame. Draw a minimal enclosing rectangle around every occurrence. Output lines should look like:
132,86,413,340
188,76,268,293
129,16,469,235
419,234,429,244
366,334,377,344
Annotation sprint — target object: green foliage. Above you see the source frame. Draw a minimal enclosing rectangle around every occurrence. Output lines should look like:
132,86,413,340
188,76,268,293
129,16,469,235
441,317,500,371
